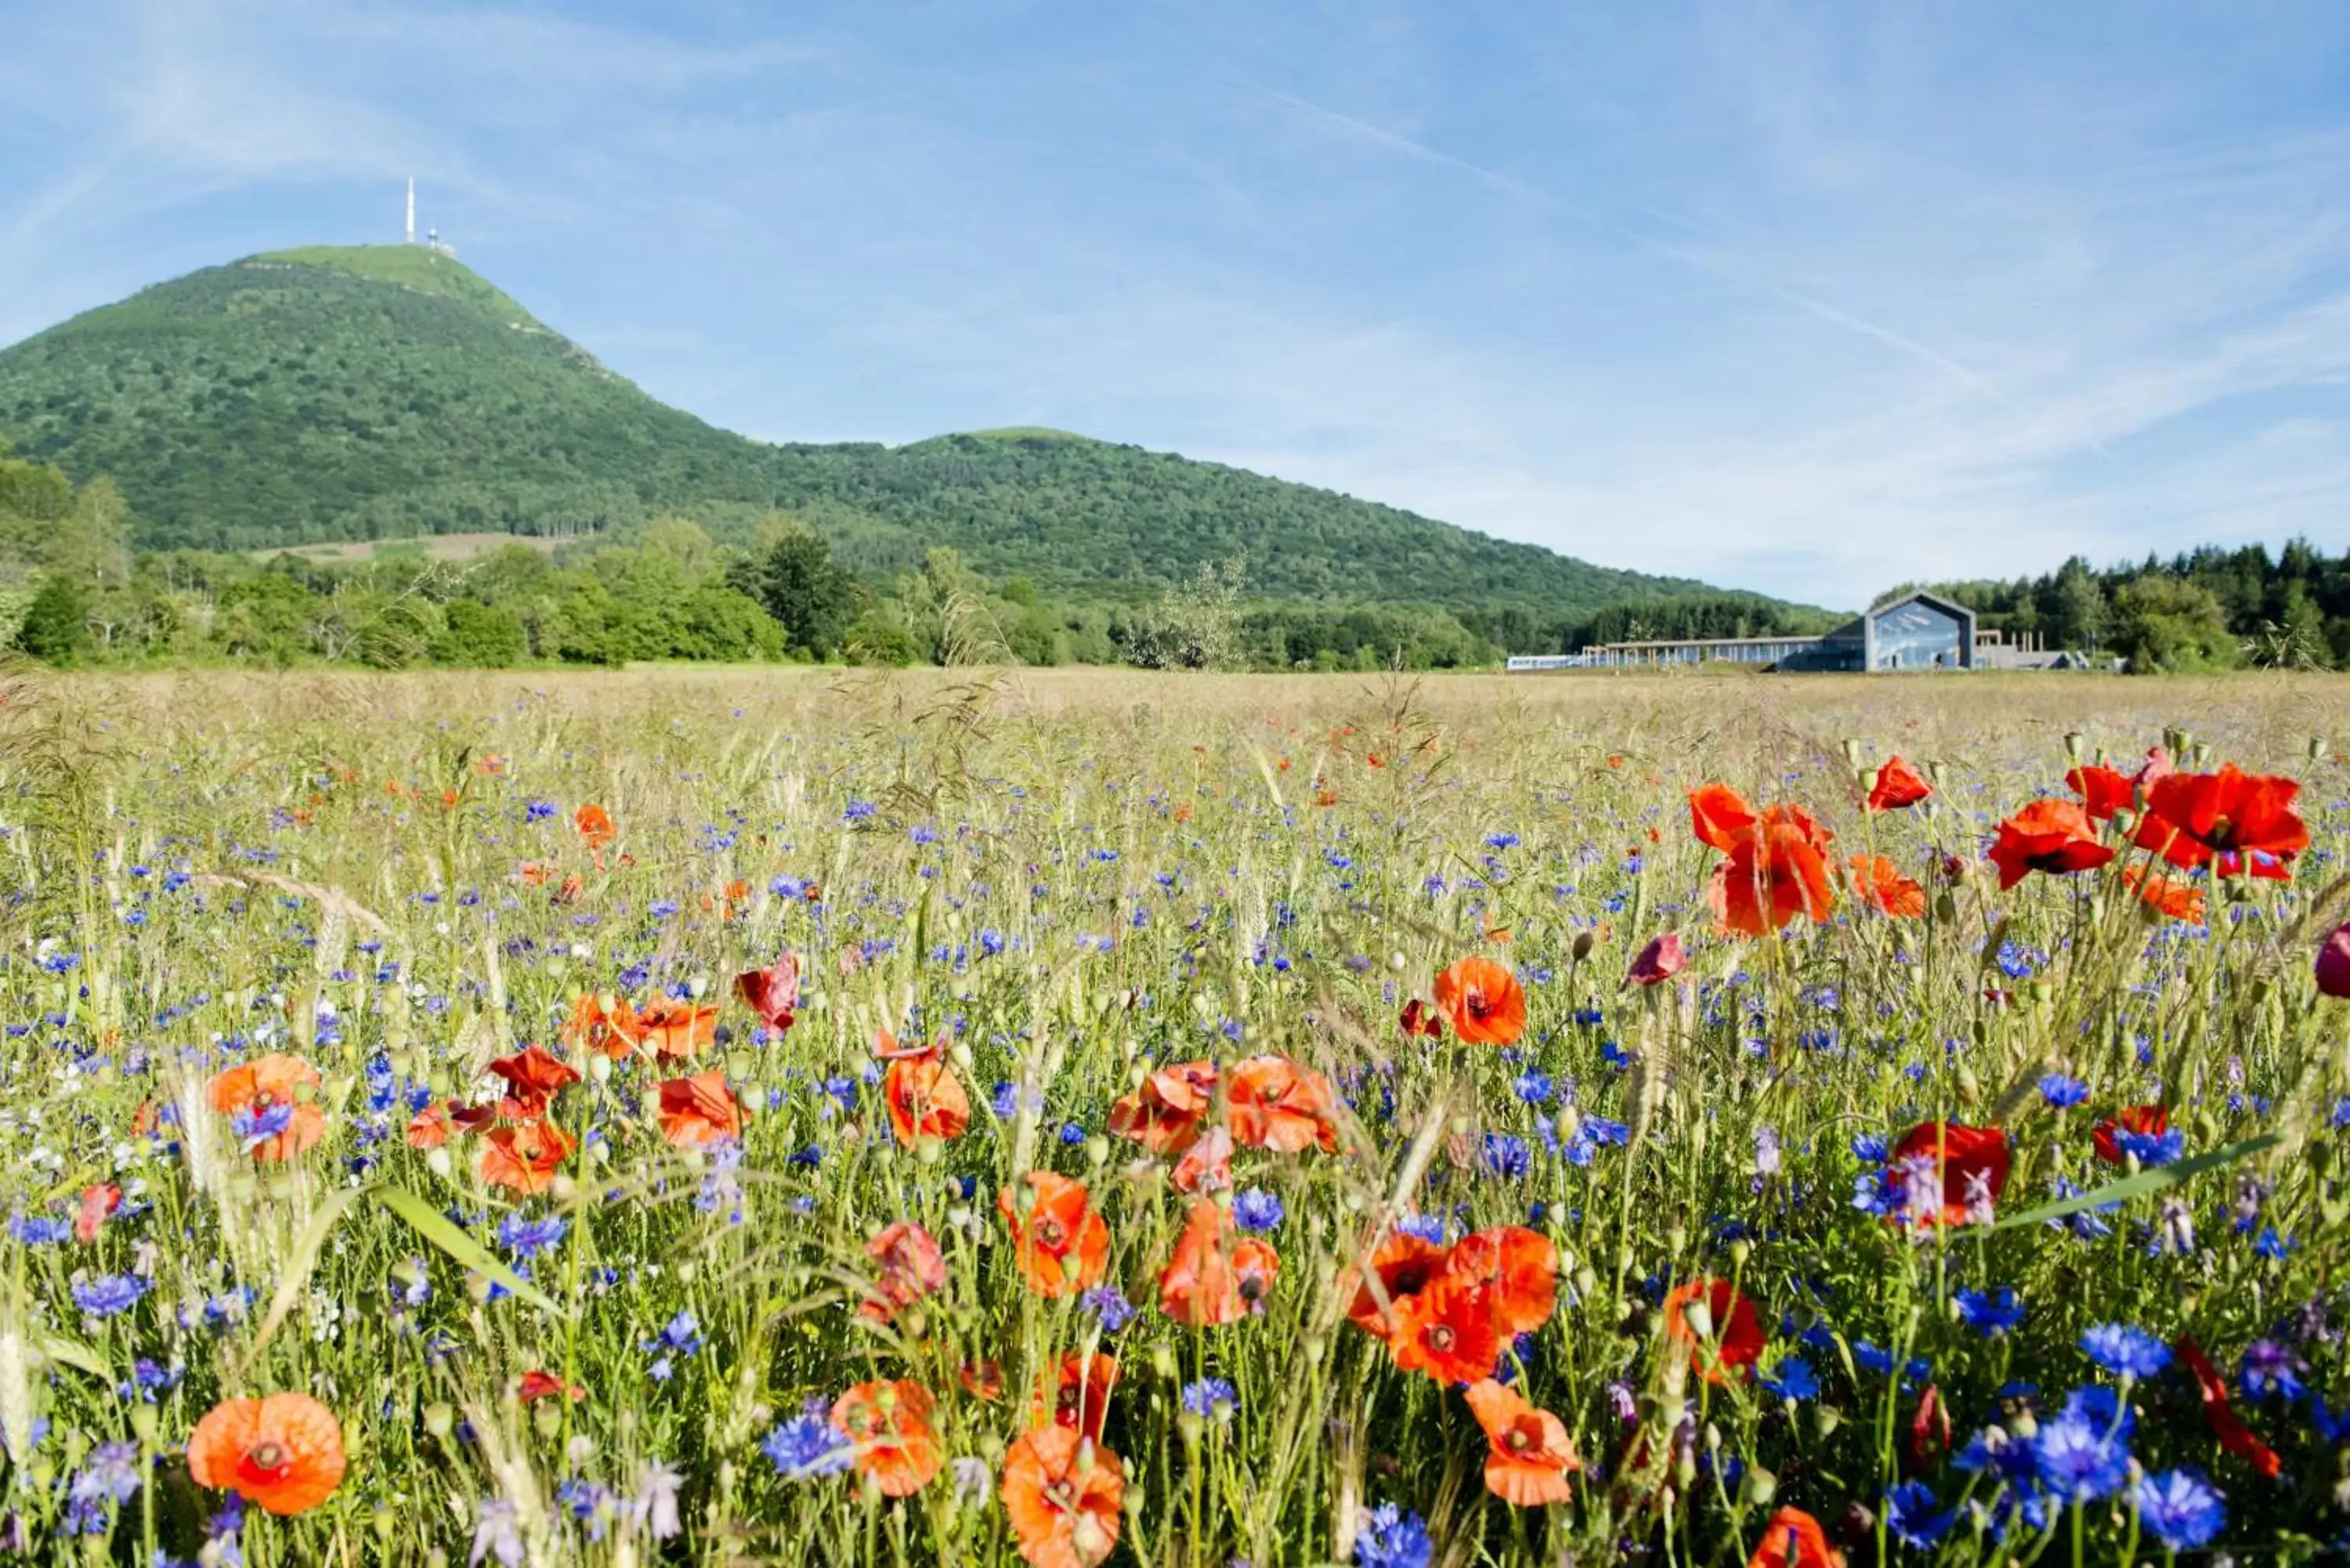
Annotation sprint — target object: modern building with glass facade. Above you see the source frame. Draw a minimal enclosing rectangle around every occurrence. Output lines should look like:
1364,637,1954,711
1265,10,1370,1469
1530,591,1979,673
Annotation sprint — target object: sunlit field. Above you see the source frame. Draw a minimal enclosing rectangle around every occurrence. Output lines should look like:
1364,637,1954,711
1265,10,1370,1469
10,666,2350,1567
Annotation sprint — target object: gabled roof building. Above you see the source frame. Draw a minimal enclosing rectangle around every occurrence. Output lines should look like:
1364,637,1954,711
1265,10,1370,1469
1517,590,1983,673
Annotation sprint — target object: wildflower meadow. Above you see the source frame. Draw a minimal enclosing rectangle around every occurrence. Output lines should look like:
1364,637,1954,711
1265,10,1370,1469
6,665,2350,1566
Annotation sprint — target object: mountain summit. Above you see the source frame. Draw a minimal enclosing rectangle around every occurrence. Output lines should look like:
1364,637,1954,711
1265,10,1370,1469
0,245,1726,612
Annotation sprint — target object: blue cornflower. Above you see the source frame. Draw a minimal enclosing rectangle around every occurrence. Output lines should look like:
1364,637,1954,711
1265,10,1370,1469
1079,1285,1136,1332
1850,1133,1889,1162
1232,1190,1284,1233
230,1100,295,1150
1355,1504,1434,1568
1484,832,1520,850
497,1214,569,1260
642,1311,703,1381
71,1274,147,1319
1180,1378,1237,1420
1480,1133,1530,1179
2037,1073,2090,1109
2133,1469,2225,1551
2239,1338,2306,1403
762,1412,852,1480
1058,1122,1086,1147
2253,1226,2294,1259
70,1440,141,1506
2081,1324,2171,1378
843,800,877,823
1395,1214,1447,1245
2116,1127,2186,1166
1582,1117,1629,1147
1513,1068,1553,1104
9,1216,70,1245
1884,1480,1952,1548
1759,1354,1819,1401
1954,1287,2025,1337
2034,1414,2130,1501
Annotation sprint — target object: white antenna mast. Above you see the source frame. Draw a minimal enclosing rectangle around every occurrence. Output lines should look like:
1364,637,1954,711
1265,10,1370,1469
405,179,416,244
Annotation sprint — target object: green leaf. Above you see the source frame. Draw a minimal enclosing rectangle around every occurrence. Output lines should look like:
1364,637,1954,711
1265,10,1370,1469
373,1185,563,1317
237,1183,366,1375
1979,1133,2283,1237
38,1335,110,1381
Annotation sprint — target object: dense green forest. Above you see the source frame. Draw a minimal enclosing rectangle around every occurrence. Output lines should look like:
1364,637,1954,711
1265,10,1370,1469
0,247,1725,615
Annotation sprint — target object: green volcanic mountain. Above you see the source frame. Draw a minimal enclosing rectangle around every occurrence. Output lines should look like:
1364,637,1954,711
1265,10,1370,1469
0,245,1744,613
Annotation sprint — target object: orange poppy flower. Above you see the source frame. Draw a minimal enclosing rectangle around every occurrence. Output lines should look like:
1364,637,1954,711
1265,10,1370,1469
475,1120,576,1194
1707,807,1837,937
1440,1227,1556,1335
635,997,718,1061
1689,782,1759,851
830,1381,942,1498
1746,1507,1845,1568
960,1360,1005,1402
2092,1104,2167,1165
1397,999,1446,1038
1663,1278,1766,1384
1464,1378,1579,1505
186,1393,346,1516
205,1054,327,1162
2065,763,2138,822
2176,1334,2281,1478
1867,756,1932,811
1343,1230,1449,1342
1847,855,1925,919
862,1221,947,1324
1034,1353,1119,1443
656,1072,741,1147
2123,865,2206,923
573,803,616,848
880,1037,971,1146
404,1104,452,1150
999,1172,1110,1298
1169,1124,1234,1195
735,953,801,1033
74,1183,121,1245
517,1371,583,1404
486,1047,580,1122
1390,1277,1506,1385
1157,1198,1279,1326
1107,1060,1220,1154
1434,957,1527,1046
1001,1425,1124,1568
1227,1055,1340,1152
1884,1122,2010,1227
1987,799,2113,889
563,992,642,1060
2135,764,2308,870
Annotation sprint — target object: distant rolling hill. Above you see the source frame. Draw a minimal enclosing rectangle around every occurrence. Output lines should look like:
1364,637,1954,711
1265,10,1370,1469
0,244,1764,616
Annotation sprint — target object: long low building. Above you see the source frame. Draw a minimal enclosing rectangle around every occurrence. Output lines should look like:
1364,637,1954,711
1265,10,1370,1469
1511,590,1987,673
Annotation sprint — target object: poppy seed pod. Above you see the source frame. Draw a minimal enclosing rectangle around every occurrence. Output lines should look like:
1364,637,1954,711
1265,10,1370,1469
2316,921,2350,998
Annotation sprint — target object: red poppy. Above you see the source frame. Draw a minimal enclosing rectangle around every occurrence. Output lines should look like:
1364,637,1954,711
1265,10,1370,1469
1885,1122,2010,1227
862,1221,947,1324
405,1104,453,1150
1689,782,1759,851
1108,1060,1219,1154
830,1381,942,1497
960,1360,1004,1402
1036,1353,1119,1443
1662,1278,1765,1384
999,1172,1110,1298
1626,932,1686,987
2065,764,2137,822
1343,1230,1449,1342
563,992,642,1060
2176,1334,2281,1478
2092,1104,2167,1165
1227,1055,1340,1152
573,804,615,848
1464,1378,1579,1505
735,953,801,1032
880,1036,970,1147
1868,756,1932,811
206,1054,327,1163
1390,1277,1507,1385
2318,919,2350,999
1909,1383,1951,1470
1848,855,1925,919
2123,865,2206,923
1987,800,2113,890
1001,1425,1123,1568
1440,1227,1557,1335
1398,999,1446,1038
486,1047,579,1122
656,1072,741,1147
1169,1125,1233,1195
186,1393,346,1516
1434,957,1528,1046
1708,807,1837,937
476,1120,576,1194
518,1371,583,1404
2135,764,2308,871
635,998,718,1061
1157,1198,1279,1326
74,1183,121,1245
1745,1508,1844,1568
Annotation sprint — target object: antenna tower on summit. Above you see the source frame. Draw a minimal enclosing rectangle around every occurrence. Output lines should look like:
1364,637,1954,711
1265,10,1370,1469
403,179,457,259
405,179,415,244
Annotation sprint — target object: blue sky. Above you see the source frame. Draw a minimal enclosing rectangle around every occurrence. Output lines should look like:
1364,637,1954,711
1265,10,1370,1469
2,1,2348,608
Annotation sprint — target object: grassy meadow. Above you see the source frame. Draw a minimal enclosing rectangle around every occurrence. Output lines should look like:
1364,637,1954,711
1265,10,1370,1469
5,665,2350,1566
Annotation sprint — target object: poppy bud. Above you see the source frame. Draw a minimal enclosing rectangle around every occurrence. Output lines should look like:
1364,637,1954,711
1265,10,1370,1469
1814,1408,1842,1439
1840,739,1862,767
2316,922,2350,998
425,1147,452,1180
1745,1466,1777,1505
1679,1297,1713,1340
532,1400,562,1438
372,1504,397,1542
1571,930,1596,962
129,1404,157,1444
1859,768,1880,797
2063,732,2084,762
423,1401,454,1439
2311,735,2330,762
